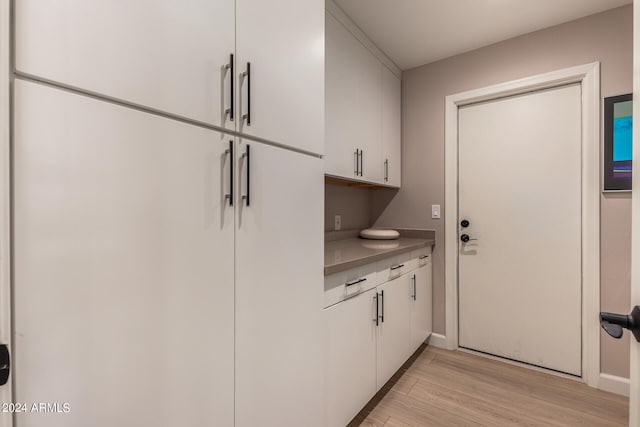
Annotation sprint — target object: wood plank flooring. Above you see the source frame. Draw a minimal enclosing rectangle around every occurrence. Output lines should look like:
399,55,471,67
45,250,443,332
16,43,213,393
350,346,628,426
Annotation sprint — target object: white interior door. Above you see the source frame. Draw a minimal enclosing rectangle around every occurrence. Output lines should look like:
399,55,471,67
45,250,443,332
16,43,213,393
13,80,235,427
0,1,10,424
234,140,324,427
458,84,582,376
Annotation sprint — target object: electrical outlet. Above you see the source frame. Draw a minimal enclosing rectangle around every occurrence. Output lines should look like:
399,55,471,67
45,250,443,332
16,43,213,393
334,215,342,231
431,205,441,219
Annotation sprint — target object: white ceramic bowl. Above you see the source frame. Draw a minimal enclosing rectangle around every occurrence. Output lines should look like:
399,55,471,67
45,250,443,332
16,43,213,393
359,228,400,240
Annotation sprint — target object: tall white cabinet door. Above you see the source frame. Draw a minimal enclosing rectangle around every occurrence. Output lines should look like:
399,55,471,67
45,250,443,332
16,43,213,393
15,0,236,129
13,80,235,427
410,264,432,351
325,290,377,427
235,0,324,155
325,12,382,181
234,141,324,427
382,66,401,187
376,276,411,390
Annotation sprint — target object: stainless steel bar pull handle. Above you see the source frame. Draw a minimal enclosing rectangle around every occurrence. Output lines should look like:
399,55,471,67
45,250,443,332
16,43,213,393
412,274,417,300
242,62,251,126
380,290,384,323
390,264,404,271
354,149,359,175
242,145,250,206
359,150,363,176
384,159,388,182
225,140,234,206
225,53,234,122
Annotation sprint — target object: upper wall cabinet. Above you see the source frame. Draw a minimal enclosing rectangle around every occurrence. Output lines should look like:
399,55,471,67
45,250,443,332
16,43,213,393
15,0,323,155
382,67,401,187
235,0,324,155
325,12,382,184
16,1,235,129
325,12,401,187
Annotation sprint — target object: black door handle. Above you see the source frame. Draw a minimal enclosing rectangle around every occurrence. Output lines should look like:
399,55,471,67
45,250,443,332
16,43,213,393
460,234,478,243
0,344,9,386
600,306,640,342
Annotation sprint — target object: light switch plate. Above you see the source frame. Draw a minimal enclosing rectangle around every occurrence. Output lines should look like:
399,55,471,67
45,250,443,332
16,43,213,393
334,215,342,231
431,205,441,219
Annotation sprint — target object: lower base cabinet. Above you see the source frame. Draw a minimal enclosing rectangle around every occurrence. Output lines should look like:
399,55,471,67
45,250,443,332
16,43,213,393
376,274,412,390
325,289,377,427
324,249,432,427
411,264,433,350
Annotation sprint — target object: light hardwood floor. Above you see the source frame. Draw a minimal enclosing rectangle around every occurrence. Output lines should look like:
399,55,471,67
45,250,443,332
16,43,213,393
351,346,628,426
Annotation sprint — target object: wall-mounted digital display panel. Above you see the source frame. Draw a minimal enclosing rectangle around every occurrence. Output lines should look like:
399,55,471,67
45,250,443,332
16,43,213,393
604,94,632,191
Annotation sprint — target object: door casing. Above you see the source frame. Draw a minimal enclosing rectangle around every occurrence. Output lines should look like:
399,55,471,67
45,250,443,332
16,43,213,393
444,63,601,388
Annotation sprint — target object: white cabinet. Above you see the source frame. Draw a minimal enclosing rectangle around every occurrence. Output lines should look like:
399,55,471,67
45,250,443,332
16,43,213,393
382,66,401,187
236,0,324,155
325,289,377,427
15,0,324,155
13,80,235,427
375,275,412,390
235,140,324,427
16,0,235,130
14,80,324,427
325,12,382,183
323,247,432,426
325,11,402,187
410,264,433,350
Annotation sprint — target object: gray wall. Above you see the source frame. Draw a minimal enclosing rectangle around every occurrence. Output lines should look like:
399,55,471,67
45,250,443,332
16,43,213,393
368,5,633,378
325,184,372,231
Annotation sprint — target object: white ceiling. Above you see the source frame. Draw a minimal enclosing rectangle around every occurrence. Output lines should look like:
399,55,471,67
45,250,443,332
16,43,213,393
332,0,632,70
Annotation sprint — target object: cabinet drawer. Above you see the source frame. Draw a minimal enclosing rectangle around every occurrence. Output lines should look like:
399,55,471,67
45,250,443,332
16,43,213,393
376,251,412,282
324,262,379,308
412,246,432,267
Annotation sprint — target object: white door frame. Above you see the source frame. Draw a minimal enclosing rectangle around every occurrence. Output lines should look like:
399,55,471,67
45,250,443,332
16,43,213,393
0,0,11,425
444,62,601,388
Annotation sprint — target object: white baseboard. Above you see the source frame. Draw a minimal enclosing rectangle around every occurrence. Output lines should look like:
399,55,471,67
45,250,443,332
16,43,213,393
427,333,447,349
598,373,630,397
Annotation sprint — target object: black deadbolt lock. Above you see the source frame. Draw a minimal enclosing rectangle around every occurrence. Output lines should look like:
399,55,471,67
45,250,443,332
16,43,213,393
460,219,470,228
0,344,9,386
601,306,640,343
460,234,470,243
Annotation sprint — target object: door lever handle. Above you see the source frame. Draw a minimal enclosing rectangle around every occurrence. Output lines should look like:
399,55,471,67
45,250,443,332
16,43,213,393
600,306,640,342
0,344,9,386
